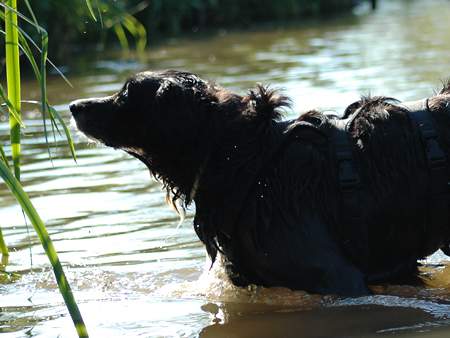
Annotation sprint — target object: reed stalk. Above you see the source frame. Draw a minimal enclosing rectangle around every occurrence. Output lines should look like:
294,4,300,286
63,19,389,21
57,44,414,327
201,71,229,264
0,160,88,338
1,1,89,336
0,227,8,256
5,0,21,181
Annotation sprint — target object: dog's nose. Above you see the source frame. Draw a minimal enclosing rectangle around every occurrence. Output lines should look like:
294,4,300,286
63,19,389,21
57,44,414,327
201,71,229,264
69,98,92,117
69,100,82,115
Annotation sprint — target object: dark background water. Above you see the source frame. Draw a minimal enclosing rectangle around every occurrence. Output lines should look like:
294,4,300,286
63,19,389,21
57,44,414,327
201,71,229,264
1,0,450,337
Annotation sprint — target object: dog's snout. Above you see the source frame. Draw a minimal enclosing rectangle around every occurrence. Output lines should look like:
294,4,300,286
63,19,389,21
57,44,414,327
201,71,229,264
69,96,114,117
69,99,87,116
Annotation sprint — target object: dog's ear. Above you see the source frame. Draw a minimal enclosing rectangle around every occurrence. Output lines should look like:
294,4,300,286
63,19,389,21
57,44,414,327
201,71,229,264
155,78,181,99
244,84,291,121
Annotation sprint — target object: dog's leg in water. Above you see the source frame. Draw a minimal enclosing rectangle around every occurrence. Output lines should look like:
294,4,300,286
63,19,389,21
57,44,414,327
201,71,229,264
312,253,370,297
294,215,370,296
258,212,372,296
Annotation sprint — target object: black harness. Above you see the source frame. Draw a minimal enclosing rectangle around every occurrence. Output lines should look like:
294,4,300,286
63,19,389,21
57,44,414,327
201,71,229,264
404,99,449,254
332,99,450,264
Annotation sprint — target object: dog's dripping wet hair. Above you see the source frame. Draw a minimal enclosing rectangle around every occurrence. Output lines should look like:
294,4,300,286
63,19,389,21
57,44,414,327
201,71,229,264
439,79,450,95
165,189,186,228
243,84,292,121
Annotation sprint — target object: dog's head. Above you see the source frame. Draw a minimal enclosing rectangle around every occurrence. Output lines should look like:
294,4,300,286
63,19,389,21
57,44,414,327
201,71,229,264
70,70,238,204
70,70,219,150
70,70,289,205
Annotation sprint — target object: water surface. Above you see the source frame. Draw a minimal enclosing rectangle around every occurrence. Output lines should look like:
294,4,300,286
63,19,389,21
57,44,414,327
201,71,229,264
2,0,450,337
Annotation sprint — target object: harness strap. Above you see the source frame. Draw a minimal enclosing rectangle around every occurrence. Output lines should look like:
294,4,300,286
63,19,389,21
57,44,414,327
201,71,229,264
402,99,449,255
332,98,450,267
208,119,327,239
332,117,368,271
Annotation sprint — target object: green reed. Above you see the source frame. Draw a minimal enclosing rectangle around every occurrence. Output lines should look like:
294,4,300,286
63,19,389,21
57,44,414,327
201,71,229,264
0,0,87,337
0,1,148,336
4,0,21,182
0,160,88,337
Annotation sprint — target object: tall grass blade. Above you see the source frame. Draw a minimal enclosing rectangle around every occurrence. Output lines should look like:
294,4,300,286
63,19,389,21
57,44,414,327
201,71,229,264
48,105,77,161
23,0,37,25
0,145,9,256
0,227,8,256
0,144,9,256
0,144,9,167
94,0,103,28
39,30,52,160
5,0,21,181
0,2,45,31
113,23,129,51
17,30,41,81
0,84,24,127
1,15,75,160
0,160,88,337
122,15,147,52
0,11,72,88
84,0,97,21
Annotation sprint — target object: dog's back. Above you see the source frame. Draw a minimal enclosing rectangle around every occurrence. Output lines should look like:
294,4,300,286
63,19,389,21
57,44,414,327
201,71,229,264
212,91,450,295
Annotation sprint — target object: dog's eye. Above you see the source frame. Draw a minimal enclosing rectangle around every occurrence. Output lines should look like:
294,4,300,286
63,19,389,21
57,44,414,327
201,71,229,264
114,82,130,104
119,82,131,101
122,83,129,97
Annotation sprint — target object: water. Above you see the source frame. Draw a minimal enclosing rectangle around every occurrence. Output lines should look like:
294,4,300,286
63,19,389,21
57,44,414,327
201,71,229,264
2,0,450,336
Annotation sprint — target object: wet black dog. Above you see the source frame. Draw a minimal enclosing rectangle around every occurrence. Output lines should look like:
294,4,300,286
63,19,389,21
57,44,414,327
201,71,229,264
70,70,450,296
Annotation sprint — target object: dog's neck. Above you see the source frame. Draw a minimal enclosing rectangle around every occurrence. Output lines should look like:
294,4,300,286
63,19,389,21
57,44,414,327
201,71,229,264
189,163,204,201
188,150,213,201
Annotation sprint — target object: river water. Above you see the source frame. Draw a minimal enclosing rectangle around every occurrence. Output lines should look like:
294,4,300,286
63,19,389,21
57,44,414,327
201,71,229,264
1,0,450,337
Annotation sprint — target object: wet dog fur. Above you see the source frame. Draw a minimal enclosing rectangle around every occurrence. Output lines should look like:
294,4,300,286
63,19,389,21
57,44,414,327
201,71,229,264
70,71,450,296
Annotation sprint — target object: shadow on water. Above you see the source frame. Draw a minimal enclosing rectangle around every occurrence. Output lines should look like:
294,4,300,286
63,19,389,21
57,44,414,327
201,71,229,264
200,305,448,338
2,0,450,337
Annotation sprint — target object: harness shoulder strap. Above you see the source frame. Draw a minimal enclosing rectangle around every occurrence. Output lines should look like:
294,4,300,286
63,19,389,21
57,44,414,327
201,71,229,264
331,117,368,271
402,99,449,255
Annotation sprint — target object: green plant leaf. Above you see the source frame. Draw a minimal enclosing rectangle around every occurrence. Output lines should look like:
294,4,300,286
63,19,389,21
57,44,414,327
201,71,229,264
122,15,147,52
0,12,72,88
0,144,9,256
3,23,75,161
113,23,129,51
48,105,77,162
17,30,41,82
0,144,9,168
0,2,46,33
0,160,88,337
0,84,24,127
39,30,53,160
0,226,8,256
5,0,22,181
94,0,103,28
23,0,38,26
84,0,97,21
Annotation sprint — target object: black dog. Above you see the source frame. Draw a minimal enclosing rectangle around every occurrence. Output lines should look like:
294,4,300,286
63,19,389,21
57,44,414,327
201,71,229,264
70,70,450,296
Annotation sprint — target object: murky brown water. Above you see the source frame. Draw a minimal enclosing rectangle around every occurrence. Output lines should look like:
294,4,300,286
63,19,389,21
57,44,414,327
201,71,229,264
2,0,450,337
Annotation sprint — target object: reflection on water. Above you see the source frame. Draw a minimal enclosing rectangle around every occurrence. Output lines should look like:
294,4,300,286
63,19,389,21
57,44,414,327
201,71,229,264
1,0,450,337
